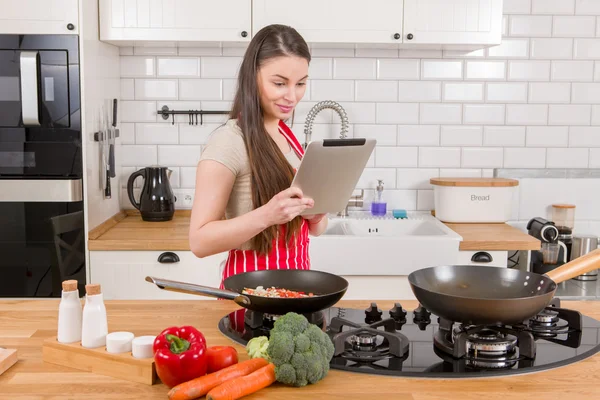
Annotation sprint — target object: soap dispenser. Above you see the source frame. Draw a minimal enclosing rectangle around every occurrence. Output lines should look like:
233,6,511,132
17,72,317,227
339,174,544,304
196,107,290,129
371,179,387,216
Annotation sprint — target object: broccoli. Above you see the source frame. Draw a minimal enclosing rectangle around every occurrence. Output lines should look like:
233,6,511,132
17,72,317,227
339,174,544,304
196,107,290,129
266,312,335,387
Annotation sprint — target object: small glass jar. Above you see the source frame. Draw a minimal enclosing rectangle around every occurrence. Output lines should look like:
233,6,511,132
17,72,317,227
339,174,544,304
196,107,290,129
551,204,575,235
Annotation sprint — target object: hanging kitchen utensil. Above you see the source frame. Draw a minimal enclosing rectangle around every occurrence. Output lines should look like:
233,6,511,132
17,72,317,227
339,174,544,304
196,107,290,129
109,99,117,178
103,103,111,199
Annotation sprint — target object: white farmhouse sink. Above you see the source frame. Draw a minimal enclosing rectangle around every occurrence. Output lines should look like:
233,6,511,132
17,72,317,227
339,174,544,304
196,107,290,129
309,212,463,277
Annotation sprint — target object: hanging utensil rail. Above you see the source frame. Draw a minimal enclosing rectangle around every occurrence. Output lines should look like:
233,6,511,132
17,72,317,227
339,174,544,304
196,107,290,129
157,105,230,125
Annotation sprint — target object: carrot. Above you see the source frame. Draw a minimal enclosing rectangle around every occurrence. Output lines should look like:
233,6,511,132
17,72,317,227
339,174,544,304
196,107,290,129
206,363,276,400
167,358,269,400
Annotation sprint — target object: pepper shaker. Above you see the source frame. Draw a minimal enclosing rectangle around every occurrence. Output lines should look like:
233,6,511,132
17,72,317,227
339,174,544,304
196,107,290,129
57,280,82,344
81,284,108,348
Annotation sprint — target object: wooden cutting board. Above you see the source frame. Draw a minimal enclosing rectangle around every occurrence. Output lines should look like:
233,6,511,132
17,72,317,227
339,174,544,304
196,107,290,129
0,348,18,375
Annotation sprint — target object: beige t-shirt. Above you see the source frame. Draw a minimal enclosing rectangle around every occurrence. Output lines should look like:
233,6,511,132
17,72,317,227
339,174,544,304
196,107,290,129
199,119,301,250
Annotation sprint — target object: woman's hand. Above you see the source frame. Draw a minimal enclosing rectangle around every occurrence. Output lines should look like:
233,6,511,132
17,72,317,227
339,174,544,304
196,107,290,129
260,187,314,227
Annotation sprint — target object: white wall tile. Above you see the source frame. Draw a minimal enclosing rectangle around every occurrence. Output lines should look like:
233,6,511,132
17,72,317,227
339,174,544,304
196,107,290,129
532,0,575,14
135,123,178,144
439,169,482,178
397,125,440,146
120,79,134,100
442,49,485,58
417,190,434,211
377,59,420,80
311,80,354,101
119,123,135,144
508,61,551,81
596,61,600,81
504,0,531,14
593,105,600,125
398,81,441,102
399,49,442,59
574,39,600,59
509,16,552,37
223,79,237,101
464,105,505,125
121,167,136,188
462,148,504,168
134,79,178,100
551,60,595,81
355,47,398,58
422,61,463,80
528,82,571,103
121,145,157,166
590,149,600,167
309,58,333,79
443,83,483,102
311,47,354,57
374,147,418,167
376,103,419,124
526,126,569,147
572,82,600,103
337,102,376,124
576,0,600,15
506,104,548,125
357,168,397,189
440,126,482,146
547,148,589,168
120,56,155,77
569,127,600,147
177,47,222,57
504,148,546,168
396,168,438,189
548,105,591,125
354,125,397,146
179,166,197,188
466,61,506,80
486,83,528,102
201,57,242,78
487,39,529,58
158,145,201,167
294,102,332,124
121,101,157,122
134,46,177,56
553,16,596,37
157,58,200,77
179,79,222,101
419,147,461,167
180,123,221,145
166,167,180,188
119,47,134,56
503,16,509,36
483,126,526,147
420,104,462,124
355,81,397,102
333,58,376,79
530,39,573,59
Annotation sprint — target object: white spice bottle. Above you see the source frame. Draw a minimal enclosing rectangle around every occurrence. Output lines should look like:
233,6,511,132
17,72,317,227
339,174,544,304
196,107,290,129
81,284,108,348
57,280,82,344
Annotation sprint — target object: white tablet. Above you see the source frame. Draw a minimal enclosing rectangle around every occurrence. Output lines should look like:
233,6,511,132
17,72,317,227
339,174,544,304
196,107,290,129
291,138,376,215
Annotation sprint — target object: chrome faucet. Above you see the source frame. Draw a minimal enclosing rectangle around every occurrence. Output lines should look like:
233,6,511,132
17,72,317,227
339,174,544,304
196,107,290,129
303,100,350,149
338,189,364,218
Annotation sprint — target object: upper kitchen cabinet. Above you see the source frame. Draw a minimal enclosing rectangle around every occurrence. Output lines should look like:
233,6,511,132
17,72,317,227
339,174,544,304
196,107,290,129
403,0,503,48
0,0,79,34
99,0,252,45
252,0,404,44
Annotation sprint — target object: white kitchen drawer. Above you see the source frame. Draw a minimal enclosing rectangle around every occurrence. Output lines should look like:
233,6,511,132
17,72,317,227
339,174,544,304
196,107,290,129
90,251,228,300
0,0,79,34
457,250,508,267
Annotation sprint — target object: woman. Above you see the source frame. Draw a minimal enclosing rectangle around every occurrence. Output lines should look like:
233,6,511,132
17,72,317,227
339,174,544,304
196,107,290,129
189,24,328,289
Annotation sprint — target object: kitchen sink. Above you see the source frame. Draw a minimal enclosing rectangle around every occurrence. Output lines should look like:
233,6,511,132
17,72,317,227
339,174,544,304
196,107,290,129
322,217,449,237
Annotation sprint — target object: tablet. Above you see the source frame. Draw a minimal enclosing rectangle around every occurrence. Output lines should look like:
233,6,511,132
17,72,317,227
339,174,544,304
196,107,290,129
290,138,376,215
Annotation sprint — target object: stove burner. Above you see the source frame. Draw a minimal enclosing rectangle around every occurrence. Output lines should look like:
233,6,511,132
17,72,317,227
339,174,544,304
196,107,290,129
531,308,560,325
459,328,517,356
350,332,377,347
244,309,324,329
465,353,520,370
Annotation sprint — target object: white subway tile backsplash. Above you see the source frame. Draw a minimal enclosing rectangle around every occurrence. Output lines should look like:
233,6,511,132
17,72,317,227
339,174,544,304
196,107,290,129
526,126,569,147
376,103,419,124
398,82,441,102
121,145,157,166
399,50,442,59
397,125,440,146
420,104,462,124
551,60,595,81
354,125,397,146
419,147,461,167
508,61,551,81
596,61,600,81
576,0,600,15
121,79,134,100
309,58,333,79
572,83,600,103
532,0,575,15
133,46,177,56
157,58,200,77
333,58,376,79
135,123,178,145
487,39,529,58
179,123,221,145
530,38,574,59
158,145,201,167
422,61,463,80
121,101,157,122
311,80,354,101
337,102,376,124
311,47,354,58
120,56,155,77
444,83,483,102
179,167,197,188
223,79,237,101
442,49,485,58
119,47,134,56
179,79,222,101
504,148,546,168
417,190,434,211
357,168,397,189
574,39,600,59
355,48,398,58
553,16,596,37
590,149,600,167
504,0,531,14
506,104,548,125
397,168,438,189
483,126,526,147
487,83,528,102
528,82,571,103
509,16,553,37
548,104,591,125
134,79,178,100
440,126,483,146
439,169,482,178
547,148,589,167
201,57,242,78
462,148,504,168
466,61,506,80
119,123,135,145
355,81,397,102
177,47,222,56
464,105,505,125
593,105,600,125
121,167,136,188
569,127,600,147
375,147,418,167
377,59,420,80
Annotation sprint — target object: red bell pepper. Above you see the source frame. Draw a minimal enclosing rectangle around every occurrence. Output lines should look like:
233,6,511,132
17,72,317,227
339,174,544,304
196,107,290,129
152,326,208,388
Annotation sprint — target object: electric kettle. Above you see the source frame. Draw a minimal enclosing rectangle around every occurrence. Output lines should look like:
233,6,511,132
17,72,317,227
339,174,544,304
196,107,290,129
127,166,176,222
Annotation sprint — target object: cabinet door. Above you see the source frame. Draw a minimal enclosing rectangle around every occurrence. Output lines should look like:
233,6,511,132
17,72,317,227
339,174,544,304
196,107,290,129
403,0,502,47
100,0,251,43
90,251,228,300
0,0,79,34
252,0,404,44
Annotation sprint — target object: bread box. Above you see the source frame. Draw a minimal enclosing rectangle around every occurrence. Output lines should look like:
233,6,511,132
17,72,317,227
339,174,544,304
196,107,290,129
430,178,519,223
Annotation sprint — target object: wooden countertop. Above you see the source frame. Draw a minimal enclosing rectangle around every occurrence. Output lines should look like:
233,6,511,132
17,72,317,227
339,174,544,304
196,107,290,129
88,210,540,251
0,299,598,399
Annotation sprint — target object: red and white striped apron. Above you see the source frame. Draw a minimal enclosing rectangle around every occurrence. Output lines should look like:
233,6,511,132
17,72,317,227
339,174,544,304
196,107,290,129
219,120,310,289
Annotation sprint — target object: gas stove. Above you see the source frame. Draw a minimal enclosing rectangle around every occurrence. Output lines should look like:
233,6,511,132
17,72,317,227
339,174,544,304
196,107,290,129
217,298,600,378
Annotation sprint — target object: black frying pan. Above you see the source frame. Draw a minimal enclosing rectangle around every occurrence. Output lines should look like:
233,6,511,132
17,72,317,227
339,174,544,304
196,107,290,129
408,248,600,325
145,269,348,315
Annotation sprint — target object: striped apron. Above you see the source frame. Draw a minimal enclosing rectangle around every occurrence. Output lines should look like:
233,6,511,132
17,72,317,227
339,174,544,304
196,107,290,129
219,120,310,289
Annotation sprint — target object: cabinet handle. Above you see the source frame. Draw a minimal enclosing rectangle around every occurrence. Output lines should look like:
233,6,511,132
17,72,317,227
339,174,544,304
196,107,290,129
393,33,401,40
407,33,414,40
471,251,493,263
241,31,248,38
67,23,75,31
158,252,180,264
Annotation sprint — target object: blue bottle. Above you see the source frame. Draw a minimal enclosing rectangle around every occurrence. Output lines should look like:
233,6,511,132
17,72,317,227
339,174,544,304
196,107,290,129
371,179,387,216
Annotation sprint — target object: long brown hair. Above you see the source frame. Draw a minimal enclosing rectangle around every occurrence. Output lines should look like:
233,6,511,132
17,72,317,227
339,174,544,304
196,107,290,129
230,24,311,255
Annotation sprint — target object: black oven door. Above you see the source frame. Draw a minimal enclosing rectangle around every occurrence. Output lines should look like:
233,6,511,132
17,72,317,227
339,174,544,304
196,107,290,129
0,179,85,297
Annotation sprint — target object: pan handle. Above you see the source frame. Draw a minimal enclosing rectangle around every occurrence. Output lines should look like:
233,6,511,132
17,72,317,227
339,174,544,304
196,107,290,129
145,276,251,306
545,248,600,284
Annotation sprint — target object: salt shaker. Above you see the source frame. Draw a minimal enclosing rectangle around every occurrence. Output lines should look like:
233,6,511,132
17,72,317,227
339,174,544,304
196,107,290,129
57,280,82,344
81,284,108,348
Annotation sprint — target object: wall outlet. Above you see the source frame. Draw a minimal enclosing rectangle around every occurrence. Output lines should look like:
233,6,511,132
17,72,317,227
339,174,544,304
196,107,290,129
183,194,193,206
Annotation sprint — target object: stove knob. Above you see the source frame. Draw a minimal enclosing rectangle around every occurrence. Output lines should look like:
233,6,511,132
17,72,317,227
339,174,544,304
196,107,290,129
389,303,407,322
413,304,431,322
365,302,382,323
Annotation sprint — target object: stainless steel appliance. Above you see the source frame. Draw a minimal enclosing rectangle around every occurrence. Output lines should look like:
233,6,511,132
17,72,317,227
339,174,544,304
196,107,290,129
571,235,599,281
527,217,568,274
0,34,85,297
